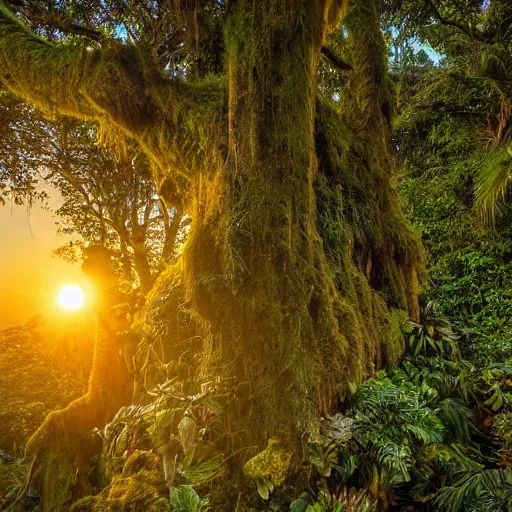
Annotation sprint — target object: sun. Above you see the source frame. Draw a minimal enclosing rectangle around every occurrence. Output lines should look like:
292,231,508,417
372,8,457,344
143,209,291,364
57,285,85,311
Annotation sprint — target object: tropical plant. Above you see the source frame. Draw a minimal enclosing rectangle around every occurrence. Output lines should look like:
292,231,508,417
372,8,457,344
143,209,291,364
0,456,30,509
290,488,376,512
476,145,512,224
403,301,460,358
96,378,225,490
335,378,447,506
493,412,512,451
435,468,512,512
296,311,512,511
169,486,209,512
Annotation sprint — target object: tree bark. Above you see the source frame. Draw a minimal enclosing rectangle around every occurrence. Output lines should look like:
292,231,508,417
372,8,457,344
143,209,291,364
132,237,153,292
161,203,182,263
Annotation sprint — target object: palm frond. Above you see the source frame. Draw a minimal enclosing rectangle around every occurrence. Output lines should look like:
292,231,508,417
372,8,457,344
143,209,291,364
435,469,512,512
437,398,473,443
475,146,512,225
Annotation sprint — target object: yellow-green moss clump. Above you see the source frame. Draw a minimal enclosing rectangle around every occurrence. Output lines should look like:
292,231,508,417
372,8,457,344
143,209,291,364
243,437,293,487
70,451,168,512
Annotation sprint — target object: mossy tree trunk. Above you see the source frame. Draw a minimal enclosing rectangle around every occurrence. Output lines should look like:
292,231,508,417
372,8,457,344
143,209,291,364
0,0,423,509
184,0,357,444
181,0,421,445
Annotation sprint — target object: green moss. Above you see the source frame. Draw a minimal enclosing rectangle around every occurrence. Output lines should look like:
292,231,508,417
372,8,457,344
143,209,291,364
70,495,99,512
383,309,408,366
123,451,160,476
143,0,424,457
72,454,168,512
243,437,293,487
316,0,423,378
90,471,169,512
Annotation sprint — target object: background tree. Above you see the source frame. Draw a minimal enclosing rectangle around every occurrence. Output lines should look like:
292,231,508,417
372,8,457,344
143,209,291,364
0,92,185,291
46,122,185,292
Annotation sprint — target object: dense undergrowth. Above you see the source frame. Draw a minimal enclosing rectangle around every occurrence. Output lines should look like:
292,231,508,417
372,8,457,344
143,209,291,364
0,321,90,508
271,307,512,511
2,307,511,511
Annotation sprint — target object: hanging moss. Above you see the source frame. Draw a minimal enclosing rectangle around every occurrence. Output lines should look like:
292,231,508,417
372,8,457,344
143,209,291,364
0,0,226,206
69,451,168,512
315,0,424,320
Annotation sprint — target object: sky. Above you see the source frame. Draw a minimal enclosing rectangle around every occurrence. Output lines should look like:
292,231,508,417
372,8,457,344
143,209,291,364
0,193,84,329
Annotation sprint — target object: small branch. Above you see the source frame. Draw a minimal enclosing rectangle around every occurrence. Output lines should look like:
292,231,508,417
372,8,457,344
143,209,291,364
6,1,105,41
320,46,353,72
424,0,486,42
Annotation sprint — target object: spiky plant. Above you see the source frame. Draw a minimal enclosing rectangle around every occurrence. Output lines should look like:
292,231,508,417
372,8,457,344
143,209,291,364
402,301,460,359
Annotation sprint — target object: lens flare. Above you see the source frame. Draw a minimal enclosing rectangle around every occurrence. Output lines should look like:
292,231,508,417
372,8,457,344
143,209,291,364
57,285,84,311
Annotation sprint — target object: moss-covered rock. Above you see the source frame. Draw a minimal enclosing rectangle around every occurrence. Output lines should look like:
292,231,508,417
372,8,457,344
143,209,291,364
74,468,169,512
243,438,292,487
123,451,160,476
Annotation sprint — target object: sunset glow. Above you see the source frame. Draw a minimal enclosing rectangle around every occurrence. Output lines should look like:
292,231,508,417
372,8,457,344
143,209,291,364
57,285,85,311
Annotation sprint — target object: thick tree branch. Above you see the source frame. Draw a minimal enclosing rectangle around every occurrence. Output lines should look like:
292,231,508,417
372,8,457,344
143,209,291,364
320,45,352,72
161,201,182,262
0,1,226,186
0,3,96,117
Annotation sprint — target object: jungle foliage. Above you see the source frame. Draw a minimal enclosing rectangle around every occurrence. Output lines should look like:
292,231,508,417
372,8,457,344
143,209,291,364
286,309,512,512
0,0,512,511
390,0,512,365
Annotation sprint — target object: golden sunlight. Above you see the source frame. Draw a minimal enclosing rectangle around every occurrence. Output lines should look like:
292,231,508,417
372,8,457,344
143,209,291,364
57,285,85,311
